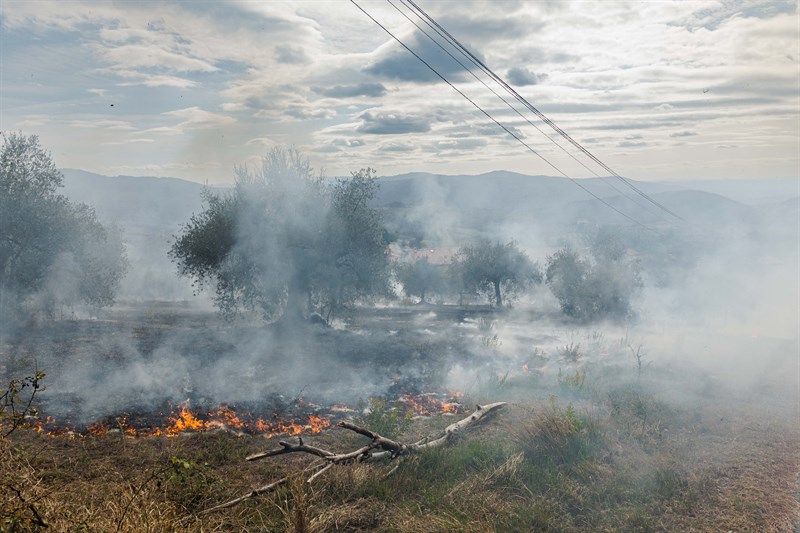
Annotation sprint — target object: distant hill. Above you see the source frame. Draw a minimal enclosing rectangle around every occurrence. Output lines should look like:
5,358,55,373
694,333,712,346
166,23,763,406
53,167,796,302
60,169,207,230
664,177,798,204
372,170,677,212
58,167,797,247
59,169,212,300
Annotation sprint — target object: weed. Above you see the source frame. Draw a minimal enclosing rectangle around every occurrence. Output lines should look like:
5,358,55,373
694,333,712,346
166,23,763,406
1,369,45,437
357,397,412,439
476,317,496,333
629,344,649,379
516,399,604,472
166,456,223,513
559,342,582,361
480,333,501,350
558,367,587,395
606,386,675,440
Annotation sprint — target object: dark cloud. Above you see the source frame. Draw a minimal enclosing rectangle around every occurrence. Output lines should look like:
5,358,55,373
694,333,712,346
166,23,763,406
507,67,547,86
378,142,417,153
365,31,483,83
313,83,386,98
357,111,431,135
617,140,647,148
438,14,543,42
476,124,525,138
274,44,309,64
670,130,697,138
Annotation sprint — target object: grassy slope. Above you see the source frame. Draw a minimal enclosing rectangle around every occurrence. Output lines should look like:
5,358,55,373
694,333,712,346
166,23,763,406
3,377,798,532
2,305,798,532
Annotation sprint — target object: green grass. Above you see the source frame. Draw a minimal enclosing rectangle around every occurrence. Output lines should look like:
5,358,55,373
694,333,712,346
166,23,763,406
2,380,798,532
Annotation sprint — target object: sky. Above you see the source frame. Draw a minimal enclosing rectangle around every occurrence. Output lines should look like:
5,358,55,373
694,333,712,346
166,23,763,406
1,0,798,185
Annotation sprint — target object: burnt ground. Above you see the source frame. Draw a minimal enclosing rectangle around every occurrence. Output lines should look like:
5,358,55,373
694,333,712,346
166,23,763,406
1,300,799,531
0,302,500,426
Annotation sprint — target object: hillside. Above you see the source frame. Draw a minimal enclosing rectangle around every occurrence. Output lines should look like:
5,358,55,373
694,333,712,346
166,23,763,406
61,169,207,230
58,167,798,259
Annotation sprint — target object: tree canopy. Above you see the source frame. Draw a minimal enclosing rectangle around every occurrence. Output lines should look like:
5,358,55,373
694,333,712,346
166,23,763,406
0,133,127,319
545,246,642,322
170,148,390,322
395,256,444,304
454,239,541,307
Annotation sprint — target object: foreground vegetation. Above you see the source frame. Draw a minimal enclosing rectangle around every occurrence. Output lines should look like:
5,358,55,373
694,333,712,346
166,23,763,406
3,350,797,532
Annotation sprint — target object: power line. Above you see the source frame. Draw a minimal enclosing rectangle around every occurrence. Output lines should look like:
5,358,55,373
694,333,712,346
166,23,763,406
349,0,654,231
387,0,667,222
404,0,685,223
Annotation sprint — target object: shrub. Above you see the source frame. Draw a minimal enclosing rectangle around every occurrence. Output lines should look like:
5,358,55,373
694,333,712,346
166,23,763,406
516,400,604,471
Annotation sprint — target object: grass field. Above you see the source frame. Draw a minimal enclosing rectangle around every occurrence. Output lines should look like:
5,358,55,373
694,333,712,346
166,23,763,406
2,302,798,532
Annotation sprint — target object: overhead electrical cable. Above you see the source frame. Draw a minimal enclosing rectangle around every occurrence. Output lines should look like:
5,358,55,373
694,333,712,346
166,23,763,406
350,0,654,231
403,0,685,223
387,0,666,222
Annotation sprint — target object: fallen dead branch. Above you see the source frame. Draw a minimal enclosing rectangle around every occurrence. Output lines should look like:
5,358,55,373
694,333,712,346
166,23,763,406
201,402,506,514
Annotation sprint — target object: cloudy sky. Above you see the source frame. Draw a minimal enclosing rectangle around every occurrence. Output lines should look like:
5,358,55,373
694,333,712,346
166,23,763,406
1,0,797,184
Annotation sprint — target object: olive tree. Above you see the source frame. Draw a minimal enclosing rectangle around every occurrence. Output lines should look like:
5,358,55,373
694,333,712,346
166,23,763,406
170,148,390,322
0,132,127,319
545,247,642,322
395,256,444,304
454,239,541,307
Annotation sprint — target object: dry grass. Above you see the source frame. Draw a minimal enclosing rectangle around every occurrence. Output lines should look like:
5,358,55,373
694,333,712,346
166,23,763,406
2,306,799,532
2,388,799,532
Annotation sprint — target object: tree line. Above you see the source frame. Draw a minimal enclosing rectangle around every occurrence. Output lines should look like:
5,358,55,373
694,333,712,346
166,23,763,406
2,136,641,324
1,133,127,322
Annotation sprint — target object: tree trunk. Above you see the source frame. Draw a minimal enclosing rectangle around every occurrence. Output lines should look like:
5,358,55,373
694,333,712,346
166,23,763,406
493,281,502,308
284,278,307,322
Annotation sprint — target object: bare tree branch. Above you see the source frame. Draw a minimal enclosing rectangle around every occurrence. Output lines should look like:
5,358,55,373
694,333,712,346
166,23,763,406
201,402,507,515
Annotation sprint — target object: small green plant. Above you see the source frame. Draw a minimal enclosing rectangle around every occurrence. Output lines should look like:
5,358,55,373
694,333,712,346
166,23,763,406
559,343,581,361
164,455,221,512
487,370,510,390
516,399,603,472
477,317,501,350
357,397,412,439
557,367,586,393
606,386,674,439
1,370,46,437
480,334,501,350
477,317,496,333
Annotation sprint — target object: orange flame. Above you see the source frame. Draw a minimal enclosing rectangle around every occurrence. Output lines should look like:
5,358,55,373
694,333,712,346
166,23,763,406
14,391,461,438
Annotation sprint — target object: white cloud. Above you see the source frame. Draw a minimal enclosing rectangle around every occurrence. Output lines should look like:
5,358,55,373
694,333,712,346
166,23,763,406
0,0,795,182
163,107,236,127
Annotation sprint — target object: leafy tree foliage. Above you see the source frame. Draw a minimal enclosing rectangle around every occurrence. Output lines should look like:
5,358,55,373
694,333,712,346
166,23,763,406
395,256,443,304
170,148,390,322
454,239,542,307
545,246,642,322
0,133,127,318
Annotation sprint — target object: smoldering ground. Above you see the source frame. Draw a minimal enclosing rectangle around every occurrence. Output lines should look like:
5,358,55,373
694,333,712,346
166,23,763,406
3,231,796,430
2,165,797,437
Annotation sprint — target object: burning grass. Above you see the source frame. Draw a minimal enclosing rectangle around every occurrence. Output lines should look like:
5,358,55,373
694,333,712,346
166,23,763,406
2,304,799,531
3,385,798,532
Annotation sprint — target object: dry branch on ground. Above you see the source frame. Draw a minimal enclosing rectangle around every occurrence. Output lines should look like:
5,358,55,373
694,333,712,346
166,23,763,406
202,402,506,514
